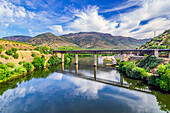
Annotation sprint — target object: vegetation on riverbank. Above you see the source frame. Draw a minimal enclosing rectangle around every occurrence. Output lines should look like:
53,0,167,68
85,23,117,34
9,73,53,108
118,55,170,91
0,39,72,83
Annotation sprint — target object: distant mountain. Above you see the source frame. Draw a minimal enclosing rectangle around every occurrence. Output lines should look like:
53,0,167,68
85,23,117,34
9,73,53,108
140,29,170,49
25,32,150,49
3,35,32,42
61,32,150,49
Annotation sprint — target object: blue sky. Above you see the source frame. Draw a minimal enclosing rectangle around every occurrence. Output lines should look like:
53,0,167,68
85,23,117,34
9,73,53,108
0,0,170,39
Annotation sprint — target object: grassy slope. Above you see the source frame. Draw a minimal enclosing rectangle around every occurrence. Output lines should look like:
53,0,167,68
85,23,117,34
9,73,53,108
140,29,170,49
0,39,52,66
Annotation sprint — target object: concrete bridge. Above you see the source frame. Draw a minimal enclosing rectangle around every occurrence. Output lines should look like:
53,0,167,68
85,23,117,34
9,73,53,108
53,49,170,66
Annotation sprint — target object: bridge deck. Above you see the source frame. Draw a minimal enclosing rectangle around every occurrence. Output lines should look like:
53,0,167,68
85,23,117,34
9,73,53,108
53,49,170,54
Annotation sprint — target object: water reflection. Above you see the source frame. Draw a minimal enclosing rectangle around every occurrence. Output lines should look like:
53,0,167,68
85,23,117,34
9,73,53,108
0,58,169,113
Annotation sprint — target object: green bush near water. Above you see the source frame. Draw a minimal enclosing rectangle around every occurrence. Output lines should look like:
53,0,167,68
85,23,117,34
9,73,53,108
32,55,45,69
47,56,61,65
23,62,34,72
118,59,170,91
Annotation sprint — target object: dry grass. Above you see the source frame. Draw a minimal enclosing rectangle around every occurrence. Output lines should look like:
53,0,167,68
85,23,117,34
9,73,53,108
0,40,35,50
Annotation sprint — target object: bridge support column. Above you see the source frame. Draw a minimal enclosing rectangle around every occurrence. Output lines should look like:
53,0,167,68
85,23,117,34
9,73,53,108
154,49,159,58
94,54,97,67
94,66,97,80
136,51,140,56
75,64,78,75
61,53,64,63
120,54,123,62
169,52,170,58
62,62,64,71
75,54,78,65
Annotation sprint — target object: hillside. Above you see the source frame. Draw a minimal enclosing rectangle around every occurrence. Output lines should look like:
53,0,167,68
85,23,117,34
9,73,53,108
25,33,78,49
140,29,170,49
25,32,149,49
3,35,32,42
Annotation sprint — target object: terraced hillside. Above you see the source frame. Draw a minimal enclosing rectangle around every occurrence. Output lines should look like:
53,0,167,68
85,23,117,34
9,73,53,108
140,29,170,49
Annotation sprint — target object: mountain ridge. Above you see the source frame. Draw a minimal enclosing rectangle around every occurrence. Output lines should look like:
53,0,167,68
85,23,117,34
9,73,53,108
2,32,150,49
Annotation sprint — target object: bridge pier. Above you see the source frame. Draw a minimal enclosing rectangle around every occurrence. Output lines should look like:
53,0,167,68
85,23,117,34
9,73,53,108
169,52,170,58
120,54,123,62
154,49,159,58
94,54,97,67
61,53,64,63
136,51,140,56
75,54,78,65
94,66,97,80
62,62,64,71
75,64,78,75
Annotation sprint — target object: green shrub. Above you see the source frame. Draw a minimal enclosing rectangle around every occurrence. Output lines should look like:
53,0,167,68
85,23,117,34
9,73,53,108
5,56,9,59
157,63,166,75
6,62,15,68
116,58,120,65
1,54,5,58
126,62,136,77
11,47,17,53
0,64,7,70
15,66,27,74
0,45,4,54
13,53,19,59
23,62,34,72
5,50,13,55
18,61,23,65
31,53,36,57
158,45,166,49
0,69,7,80
24,49,27,51
159,69,170,91
29,49,32,51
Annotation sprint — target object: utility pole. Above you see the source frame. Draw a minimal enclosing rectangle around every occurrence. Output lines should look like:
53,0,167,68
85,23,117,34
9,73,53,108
154,31,156,38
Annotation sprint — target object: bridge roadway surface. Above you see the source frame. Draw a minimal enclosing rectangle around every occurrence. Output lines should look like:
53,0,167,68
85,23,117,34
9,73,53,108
53,49,170,54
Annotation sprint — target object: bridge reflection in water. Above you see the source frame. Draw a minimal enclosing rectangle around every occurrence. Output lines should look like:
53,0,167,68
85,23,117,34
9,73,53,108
58,63,151,94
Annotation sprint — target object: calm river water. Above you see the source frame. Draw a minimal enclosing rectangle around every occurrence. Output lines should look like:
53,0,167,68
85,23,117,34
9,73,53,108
0,57,169,113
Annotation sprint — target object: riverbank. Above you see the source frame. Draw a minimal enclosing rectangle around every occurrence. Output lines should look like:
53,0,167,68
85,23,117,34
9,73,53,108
117,55,170,91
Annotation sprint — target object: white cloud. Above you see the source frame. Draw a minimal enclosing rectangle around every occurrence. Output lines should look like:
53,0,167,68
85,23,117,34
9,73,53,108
100,0,141,13
49,25,64,34
60,0,170,39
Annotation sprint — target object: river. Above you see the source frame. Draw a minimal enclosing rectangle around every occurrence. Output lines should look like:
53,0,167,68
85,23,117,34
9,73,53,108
0,57,169,113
